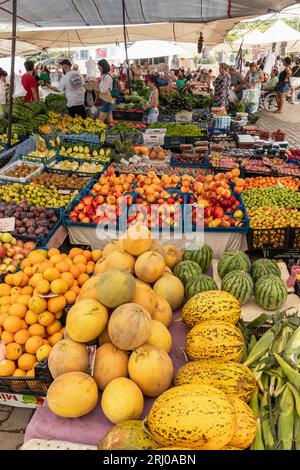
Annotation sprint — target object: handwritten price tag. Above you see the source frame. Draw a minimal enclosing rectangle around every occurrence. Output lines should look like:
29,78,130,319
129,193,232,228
0,217,15,232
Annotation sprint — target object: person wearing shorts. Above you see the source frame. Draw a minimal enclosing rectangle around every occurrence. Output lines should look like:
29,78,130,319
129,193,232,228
275,57,292,113
290,60,300,104
144,75,159,123
97,59,115,125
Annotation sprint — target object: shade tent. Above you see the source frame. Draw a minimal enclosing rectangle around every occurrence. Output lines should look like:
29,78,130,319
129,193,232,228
126,41,186,60
0,0,296,28
0,19,251,52
233,29,268,45
0,39,38,57
262,19,300,42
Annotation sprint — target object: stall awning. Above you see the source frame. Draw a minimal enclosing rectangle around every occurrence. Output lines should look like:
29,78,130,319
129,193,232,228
0,1,297,28
262,19,300,42
0,39,39,57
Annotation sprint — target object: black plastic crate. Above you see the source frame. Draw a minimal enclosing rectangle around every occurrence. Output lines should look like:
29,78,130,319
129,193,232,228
247,227,290,251
0,359,52,396
289,227,300,250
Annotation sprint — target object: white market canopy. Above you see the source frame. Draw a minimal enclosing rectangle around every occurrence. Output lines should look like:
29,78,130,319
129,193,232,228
126,40,186,60
262,19,300,43
0,1,296,28
233,29,268,45
0,39,38,57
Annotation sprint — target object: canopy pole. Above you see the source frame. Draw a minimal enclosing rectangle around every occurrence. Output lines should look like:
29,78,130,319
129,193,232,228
122,0,131,93
7,0,17,148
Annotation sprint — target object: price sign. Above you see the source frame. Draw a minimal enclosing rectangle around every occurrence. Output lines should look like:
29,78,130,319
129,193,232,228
58,189,71,195
0,217,15,232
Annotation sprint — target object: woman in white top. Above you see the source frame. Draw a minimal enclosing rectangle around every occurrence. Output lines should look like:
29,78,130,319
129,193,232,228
0,68,8,105
97,59,115,125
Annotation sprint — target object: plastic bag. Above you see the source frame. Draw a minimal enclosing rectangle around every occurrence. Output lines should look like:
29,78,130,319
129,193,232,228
229,88,238,103
86,90,95,107
12,74,26,98
243,88,260,113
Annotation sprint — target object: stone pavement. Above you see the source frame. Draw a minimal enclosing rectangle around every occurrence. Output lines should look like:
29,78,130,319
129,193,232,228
256,101,300,147
0,405,34,450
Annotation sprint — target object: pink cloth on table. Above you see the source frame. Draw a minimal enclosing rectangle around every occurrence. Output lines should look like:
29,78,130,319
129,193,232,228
24,312,189,446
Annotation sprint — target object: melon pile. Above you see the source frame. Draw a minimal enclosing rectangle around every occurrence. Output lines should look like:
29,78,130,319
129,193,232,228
0,247,101,378
46,224,185,423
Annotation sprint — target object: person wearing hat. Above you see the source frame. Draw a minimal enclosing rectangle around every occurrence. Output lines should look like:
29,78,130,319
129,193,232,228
46,59,86,118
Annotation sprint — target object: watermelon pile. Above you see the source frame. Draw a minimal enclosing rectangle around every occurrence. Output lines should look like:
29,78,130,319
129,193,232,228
254,275,287,311
185,275,218,300
218,250,251,279
182,244,213,274
221,270,253,305
173,260,202,286
251,258,281,283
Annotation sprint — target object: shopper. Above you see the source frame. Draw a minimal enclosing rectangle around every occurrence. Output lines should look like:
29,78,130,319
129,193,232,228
21,60,39,103
0,68,8,105
275,57,292,113
46,59,86,118
264,68,279,90
39,65,51,84
290,59,300,104
244,62,264,90
176,74,186,90
97,59,116,125
229,66,244,100
158,72,169,87
144,75,159,123
212,63,231,108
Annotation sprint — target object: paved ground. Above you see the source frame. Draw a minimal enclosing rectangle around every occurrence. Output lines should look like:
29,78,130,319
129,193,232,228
256,101,300,147
0,405,33,450
0,100,299,452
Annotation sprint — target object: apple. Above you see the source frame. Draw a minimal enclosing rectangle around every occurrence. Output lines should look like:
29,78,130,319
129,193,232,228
0,246,7,258
6,248,15,257
11,237,17,245
11,259,19,267
3,257,12,266
13,254,24,262
6,265,17,273
1,233,12,243
13,246,23,254
3,243,11,250
0,263,7,272
213,207,224,219
24,241,36,251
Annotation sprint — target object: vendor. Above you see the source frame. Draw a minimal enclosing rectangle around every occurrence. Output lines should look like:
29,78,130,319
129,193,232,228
0,68,8,104
96,59,116,125
46,59,86,118
264,68,279,90
176,74,186,90
244,62,264,90
212,63,231,108
229,66,244,100
144,75,159,123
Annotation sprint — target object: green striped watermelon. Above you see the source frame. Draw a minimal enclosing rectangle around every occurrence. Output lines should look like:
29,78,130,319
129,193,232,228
221,270,253,305
185,275,218,300
254,275,287,311
182,244,213,274
218,250,251,279
251,259,281,283
173,260,202,285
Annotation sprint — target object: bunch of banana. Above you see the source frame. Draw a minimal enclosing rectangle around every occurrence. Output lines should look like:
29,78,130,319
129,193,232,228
39,124,52,135
48,111,60,124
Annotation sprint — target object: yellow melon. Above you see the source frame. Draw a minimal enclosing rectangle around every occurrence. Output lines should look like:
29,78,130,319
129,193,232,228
105,250,135,272
164,245,182,269
102,240,123,258
123,223,153,256
77,275,101,301
66,299,108,343
101,377,144,424
48,338,89,379
153,275,184,310
135,251,166,283
146,320,172,353
152,296,173,327
131,280,157,316
93,343,129,390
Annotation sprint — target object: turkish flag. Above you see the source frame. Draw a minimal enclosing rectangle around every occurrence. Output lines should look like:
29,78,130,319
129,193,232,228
96,48,107,58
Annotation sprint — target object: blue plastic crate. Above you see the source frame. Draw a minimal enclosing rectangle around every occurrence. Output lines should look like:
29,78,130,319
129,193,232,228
59,132,103,145
170,155,210,169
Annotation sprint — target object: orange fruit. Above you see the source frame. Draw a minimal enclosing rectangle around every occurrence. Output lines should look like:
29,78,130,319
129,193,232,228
0,284,11,296
50,254,64,265
1,330,14,345
64,291,76,305
25,336,43,354
17,294,31,307
70,285,80,295
29,273,43,288
20,320,28,330
38,311,55,327
0,305,9,316
73,254,87,265
26,369,35,377
24,266,33,277
12,272,29,287
77,273,89,287
5,342,23,360
36,260,52,274
25,310,38,325
77,263,87,274
82,250,92,261
8,303,27,319
50,279,68,295
28,252,46,264
14,329,31,345
46,320,62,336
69,247,83,258
4,315,23,333
86,261,95,274
60,272,74,288
48,248,60,258
18,353,36,371
69,265,81,279
55,261,70,273
0,296,10,306
28,296,47,314
21,258,32,270
28,323,46,338
0,359,15,376
43,267,60,282
55,311,63,320
13,368,26,377
48,332,64,346
42,339,49,345
36,344,52,361
47,296,66,314
0,312,8,327
10,286,22,297
5,274,14,286
36,279,50,295
92,249,102,262
21,286,33,295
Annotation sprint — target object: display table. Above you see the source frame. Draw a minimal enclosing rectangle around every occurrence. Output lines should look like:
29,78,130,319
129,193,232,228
67,226,248,260
24,313,189,446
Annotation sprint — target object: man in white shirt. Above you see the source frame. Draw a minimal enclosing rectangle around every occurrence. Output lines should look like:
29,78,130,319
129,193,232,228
46,59,86,118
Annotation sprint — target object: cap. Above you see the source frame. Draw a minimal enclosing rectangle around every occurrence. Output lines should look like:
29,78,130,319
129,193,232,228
60,59,72,67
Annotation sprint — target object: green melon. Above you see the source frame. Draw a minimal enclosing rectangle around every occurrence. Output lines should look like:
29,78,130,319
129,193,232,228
182,244,213,274
185,275,218,300
218,251,251,279
251,259,281,283
221,270,253,305
173,261,202,286
254,275,287,311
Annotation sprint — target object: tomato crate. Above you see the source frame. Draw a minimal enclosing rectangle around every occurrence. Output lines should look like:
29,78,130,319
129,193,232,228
289,227,300,250
0,359,52,396
247,227,290,251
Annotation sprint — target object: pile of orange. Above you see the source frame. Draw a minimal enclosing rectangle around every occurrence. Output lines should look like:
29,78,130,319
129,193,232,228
0,247,102,378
